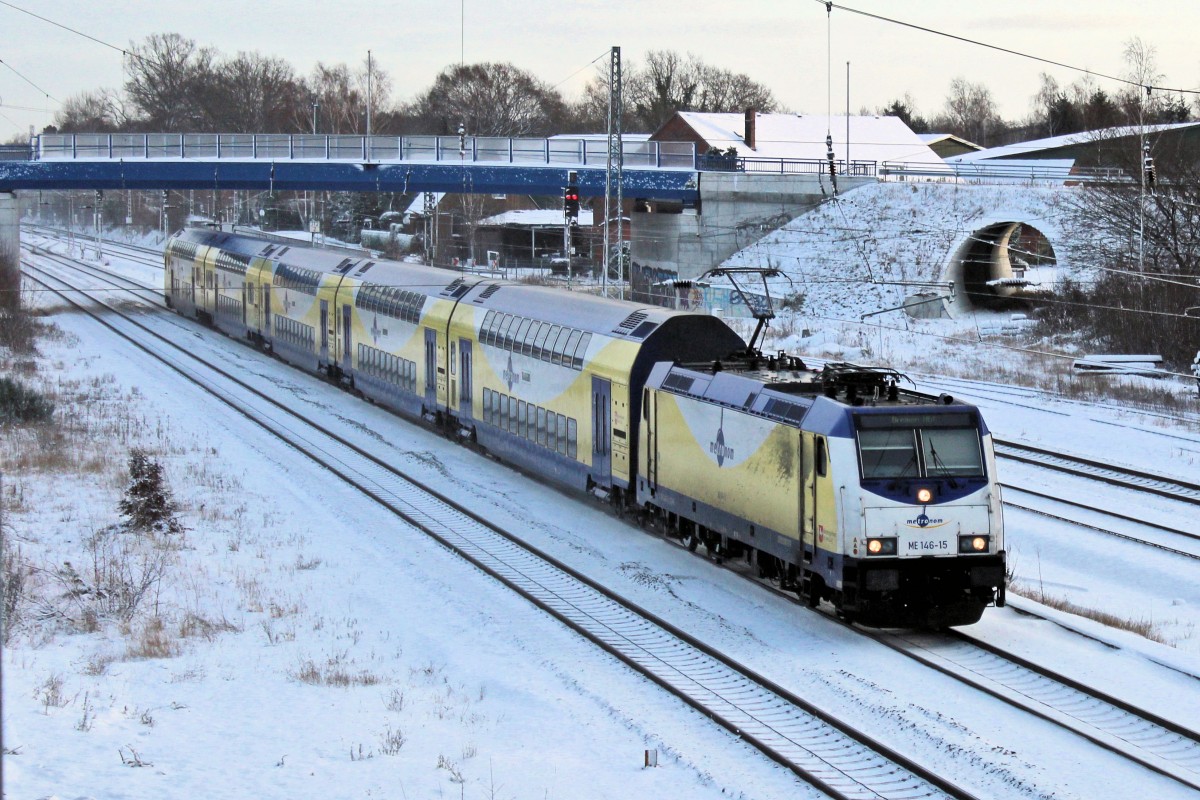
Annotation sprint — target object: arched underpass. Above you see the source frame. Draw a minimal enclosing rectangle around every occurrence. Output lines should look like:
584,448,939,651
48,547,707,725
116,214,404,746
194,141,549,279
944,221,1057,314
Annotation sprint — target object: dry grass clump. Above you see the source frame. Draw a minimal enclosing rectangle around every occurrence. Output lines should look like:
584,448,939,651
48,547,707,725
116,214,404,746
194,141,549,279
126,616,182,660
1008,582,1167,643
291,655,384,688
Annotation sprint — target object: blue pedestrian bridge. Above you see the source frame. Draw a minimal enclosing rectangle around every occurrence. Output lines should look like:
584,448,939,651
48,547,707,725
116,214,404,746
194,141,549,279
0,133,705,201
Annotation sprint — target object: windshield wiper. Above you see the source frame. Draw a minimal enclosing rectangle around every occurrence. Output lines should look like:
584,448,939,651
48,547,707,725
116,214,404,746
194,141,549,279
926,441,959,488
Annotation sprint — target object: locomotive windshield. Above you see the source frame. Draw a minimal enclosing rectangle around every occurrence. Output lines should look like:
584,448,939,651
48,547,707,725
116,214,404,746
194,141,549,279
855,413,984,480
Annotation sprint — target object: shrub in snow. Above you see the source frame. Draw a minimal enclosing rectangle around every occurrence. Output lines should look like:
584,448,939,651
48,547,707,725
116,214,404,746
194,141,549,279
118,448,182,535
0,376,55,425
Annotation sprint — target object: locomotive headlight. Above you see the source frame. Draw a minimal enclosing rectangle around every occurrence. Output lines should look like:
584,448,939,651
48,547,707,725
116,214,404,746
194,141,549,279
959,535,990,553
866,537,897,556
916,487,933,504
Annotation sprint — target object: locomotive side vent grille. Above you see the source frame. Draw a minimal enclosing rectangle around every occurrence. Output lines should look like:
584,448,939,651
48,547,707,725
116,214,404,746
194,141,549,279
475,285,502,302
662,373,695,394
763,398,806,424
614,311,647,334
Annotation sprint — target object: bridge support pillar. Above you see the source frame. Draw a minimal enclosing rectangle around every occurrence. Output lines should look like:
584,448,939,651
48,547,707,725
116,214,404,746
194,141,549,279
0,192,18,295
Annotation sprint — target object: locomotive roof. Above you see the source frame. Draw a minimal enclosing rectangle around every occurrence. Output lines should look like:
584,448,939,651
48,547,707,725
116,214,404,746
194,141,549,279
652,357,976,431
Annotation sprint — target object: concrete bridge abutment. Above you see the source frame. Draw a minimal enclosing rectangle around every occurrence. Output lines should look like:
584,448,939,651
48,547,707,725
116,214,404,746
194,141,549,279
631,173,874,282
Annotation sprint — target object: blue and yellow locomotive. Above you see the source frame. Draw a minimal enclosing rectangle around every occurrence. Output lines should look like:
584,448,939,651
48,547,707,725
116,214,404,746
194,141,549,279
165,227,1005,627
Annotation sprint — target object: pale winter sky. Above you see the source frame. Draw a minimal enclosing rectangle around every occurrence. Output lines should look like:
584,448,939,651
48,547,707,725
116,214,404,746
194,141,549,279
2,0,1199,140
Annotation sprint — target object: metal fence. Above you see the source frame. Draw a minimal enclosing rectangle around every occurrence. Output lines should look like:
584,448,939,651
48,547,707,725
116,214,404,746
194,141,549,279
697,154,878,177
35,133,697,169
880,160,1129,183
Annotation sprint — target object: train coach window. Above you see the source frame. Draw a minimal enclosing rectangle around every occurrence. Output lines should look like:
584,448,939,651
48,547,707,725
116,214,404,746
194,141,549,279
513,318,532,351
567,418,578,459
547,412,558,451
557,414,567,455
537,407,547,447
518,400,528,438
552,326,571,364
480,310,495,346
498,314,515,348
532,324,552,360
500,393,510,430
546,329,563,365
483,388,492,424
572,333,592,369
563,330,583,368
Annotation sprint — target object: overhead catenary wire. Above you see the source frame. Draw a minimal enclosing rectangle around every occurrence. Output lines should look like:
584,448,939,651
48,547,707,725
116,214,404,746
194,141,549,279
816,0,1200,97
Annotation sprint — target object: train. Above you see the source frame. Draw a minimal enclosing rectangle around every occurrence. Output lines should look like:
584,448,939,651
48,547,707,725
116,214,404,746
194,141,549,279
164,226,1006,628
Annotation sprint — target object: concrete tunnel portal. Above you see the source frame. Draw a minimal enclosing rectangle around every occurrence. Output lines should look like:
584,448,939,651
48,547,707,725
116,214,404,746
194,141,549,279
945,221,1057,313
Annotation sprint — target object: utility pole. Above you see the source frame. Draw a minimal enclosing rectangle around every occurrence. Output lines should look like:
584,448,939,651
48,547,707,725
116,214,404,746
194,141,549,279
603,45,624,299
366,50,373,138
94,190,103,260
564,171,579,289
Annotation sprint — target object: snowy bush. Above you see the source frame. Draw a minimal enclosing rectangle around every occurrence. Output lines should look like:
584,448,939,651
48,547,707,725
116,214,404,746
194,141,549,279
0,375,55,425
118,448,183,534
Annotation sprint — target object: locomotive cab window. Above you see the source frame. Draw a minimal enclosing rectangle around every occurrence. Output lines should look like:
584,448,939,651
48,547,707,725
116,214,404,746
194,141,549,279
856,413,983,480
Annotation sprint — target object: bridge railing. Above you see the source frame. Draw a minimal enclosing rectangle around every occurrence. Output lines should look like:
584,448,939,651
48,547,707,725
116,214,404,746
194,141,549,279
35,133,698,169
880,160,1129,183
697,154,878,177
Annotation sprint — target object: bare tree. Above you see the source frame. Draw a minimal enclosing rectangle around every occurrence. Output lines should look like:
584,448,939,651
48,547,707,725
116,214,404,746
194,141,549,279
624,50,776,132
123,33,219,130
208,53,303,132
934,77,1005,146
694,64,777,116
53,89,126,132
626,51,701,132
406,62,567,137
1058,131,1200,367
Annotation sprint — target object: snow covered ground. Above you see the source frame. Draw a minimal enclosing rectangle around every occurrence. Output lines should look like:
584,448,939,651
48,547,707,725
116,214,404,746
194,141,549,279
3,234,1199,799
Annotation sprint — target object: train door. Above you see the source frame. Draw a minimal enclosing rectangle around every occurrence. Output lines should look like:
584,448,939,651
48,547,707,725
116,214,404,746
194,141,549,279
458,339,473,420
644,388,658,495
801,432,817,552
241,284,247,327
341,304,352,372
264,285,271,335
424,327,437,407
592,376,612,486
319,300,329,363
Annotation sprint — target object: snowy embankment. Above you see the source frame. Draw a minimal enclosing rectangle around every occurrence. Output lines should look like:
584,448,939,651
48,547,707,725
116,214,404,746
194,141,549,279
722,180,1080,322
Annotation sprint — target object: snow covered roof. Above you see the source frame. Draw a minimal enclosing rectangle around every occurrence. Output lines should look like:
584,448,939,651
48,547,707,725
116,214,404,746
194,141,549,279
477,208,594,227
670,112,945,166
917,132,982,149
953,122,1200,162
549,133,651,142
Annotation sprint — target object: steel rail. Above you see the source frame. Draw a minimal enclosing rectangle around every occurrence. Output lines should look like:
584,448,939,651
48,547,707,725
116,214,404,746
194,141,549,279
864,627,1200,793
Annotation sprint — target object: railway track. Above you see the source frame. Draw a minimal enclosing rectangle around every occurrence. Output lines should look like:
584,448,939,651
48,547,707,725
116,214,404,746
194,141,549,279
22,254,982,800
993,438,1200,507
24,224,165,269
867,628,1200,793
1001,485,1200,560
